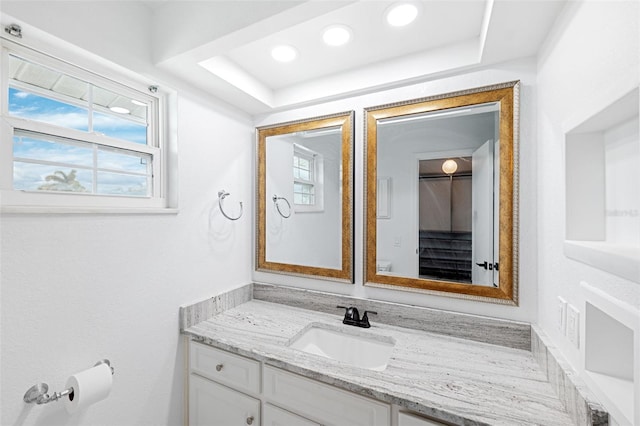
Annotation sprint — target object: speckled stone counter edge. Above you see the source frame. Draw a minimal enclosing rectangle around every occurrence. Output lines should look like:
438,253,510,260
253,282,531,350
531,325,608,426
179,283,253,331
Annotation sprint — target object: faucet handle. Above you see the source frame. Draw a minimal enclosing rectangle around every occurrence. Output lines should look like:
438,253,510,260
361,310,377,328
336,305,351,319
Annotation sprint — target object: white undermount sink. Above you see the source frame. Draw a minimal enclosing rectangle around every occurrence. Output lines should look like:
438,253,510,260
288,323,395,371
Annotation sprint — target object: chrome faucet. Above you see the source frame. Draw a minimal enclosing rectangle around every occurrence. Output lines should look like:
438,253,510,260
336,306,377,328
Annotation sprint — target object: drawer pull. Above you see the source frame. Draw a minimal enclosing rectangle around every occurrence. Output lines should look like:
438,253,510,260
246,415,254,425
215,364,223,372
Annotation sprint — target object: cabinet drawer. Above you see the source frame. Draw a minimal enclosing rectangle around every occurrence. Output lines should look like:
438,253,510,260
189,374,260,426
264,365,390,426
264,403,320,426
190,341,260,394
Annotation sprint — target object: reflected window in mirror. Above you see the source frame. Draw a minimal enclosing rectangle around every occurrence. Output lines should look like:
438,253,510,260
257,112,354,282
365,82,519,304
293,143,323,212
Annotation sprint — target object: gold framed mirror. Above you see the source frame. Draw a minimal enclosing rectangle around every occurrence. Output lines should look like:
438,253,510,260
257,112,354,282
364,81,519,304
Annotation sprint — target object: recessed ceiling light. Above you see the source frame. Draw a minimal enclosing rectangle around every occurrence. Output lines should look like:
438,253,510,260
386,3,418,27
271,45,298,63
109,106,130,114
322,25,352,46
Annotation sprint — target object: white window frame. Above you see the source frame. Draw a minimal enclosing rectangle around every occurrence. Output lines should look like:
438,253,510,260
293,144,324,213
0,37,177,213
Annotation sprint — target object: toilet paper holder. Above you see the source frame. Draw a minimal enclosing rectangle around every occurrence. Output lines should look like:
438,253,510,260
23,359,114,405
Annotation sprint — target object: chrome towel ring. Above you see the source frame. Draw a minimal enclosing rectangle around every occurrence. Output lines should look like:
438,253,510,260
218,190,243,221
272,195,291,218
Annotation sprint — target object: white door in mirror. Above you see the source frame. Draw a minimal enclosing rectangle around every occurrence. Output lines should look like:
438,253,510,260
472,139,496,287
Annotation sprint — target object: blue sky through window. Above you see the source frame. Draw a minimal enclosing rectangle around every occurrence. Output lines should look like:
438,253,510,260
10,87,151,196
9,87,89,131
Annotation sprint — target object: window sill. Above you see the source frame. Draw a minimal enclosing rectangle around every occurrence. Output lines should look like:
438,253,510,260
0,205,179,215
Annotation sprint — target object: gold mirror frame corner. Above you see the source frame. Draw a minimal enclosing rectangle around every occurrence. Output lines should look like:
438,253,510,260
256,110,355,283
364,81,520,305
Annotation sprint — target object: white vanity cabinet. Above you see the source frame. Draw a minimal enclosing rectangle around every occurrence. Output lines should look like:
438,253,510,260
188,341,261,426
187,340,448,426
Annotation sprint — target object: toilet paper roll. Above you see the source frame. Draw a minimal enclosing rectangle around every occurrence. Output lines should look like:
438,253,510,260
64,363,113,414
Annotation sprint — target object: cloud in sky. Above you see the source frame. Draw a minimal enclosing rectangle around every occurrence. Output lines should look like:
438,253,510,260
13,91,31,99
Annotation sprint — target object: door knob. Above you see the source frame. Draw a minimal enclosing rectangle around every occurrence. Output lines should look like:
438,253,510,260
246,415,254,425
476,261,488,270
215,364,223,372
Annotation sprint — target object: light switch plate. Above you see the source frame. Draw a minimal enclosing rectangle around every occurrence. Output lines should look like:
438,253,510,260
557,296,567,335
567,304,580,348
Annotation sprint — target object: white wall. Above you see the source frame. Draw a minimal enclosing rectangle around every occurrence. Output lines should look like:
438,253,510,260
0,4,253,426
254,57,538,323
536,0,639,371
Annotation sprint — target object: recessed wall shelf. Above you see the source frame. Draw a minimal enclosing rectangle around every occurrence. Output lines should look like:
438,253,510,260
580,282,639,425
564,88,640,283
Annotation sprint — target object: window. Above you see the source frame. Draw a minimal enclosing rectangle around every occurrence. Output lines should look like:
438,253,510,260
1,39,173,211
293,144,323,212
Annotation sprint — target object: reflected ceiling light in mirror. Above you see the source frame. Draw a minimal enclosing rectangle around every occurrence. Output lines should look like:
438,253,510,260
385,3,419,27
271,45,298,63
442,159,458,175
131,99,146,106
322,25,352,46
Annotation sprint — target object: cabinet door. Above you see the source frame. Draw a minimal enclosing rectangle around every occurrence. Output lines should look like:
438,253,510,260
264,366,390,426
263,403,320,426
189,374,260,426
398,412,449,426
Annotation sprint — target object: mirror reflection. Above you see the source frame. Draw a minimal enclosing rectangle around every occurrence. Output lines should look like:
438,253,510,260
365,82,518,303
377,104,499,286
266,127,343,269
257,112,354,282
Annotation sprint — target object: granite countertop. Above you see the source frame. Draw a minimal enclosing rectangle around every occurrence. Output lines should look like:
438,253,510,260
183,299,573,426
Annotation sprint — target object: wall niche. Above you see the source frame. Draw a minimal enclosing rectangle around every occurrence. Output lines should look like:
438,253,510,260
564,88,639,283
